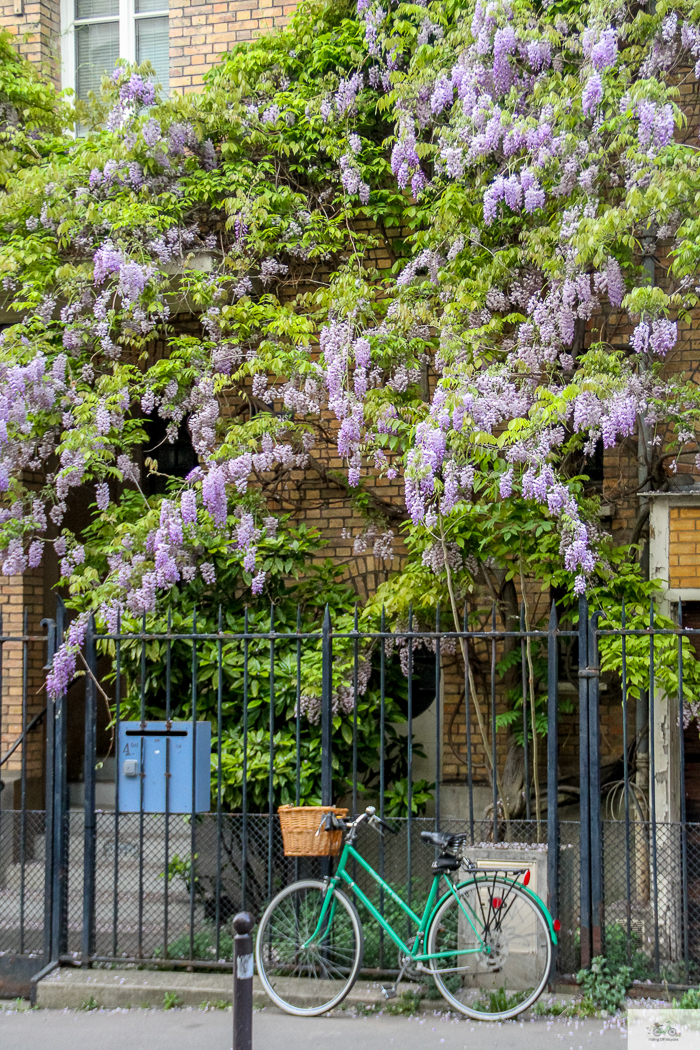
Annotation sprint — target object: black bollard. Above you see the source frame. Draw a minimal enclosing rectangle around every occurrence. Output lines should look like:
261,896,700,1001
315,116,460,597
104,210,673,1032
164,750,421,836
233,912,255,1050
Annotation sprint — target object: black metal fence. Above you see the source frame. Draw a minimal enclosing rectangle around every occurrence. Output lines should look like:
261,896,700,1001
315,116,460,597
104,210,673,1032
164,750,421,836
0,596,699,990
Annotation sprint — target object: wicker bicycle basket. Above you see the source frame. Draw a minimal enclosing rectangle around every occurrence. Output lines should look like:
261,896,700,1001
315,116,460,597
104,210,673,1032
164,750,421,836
278,805,349,857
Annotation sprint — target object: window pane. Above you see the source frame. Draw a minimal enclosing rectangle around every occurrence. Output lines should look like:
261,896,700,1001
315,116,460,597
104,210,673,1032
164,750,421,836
75,21,119,101
135,0,168,12
75,0,118,21
136,16,169,93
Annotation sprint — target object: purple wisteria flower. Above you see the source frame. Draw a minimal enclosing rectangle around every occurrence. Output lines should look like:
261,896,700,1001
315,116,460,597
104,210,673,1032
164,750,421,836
584,27,618,72
582,74,603,116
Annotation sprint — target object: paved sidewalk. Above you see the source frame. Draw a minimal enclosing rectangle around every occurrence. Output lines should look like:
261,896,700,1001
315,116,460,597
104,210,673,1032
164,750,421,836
0,1004,628,1050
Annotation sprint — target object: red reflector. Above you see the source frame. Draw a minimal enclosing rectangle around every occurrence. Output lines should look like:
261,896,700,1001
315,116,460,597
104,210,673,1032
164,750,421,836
553,919,561,932
492,897,502,909
523,870,530,887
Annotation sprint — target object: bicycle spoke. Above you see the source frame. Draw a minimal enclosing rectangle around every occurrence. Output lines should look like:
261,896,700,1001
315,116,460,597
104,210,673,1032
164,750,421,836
256,880,363,1016
427,878,551,1020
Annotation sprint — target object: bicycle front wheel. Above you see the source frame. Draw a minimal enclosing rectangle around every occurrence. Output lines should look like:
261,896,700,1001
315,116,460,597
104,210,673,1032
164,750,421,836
426,877,552,1020
255,879,364,1016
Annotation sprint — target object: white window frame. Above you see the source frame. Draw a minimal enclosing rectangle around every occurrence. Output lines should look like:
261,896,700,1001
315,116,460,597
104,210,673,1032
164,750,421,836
60,0,169,97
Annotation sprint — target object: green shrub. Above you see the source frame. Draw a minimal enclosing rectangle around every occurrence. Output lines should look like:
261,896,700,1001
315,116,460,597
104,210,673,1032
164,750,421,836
471,988,531,1014
673,988,700,1009
604,924,654,982
576,956,631,1016
385,990,422,1015
532,997,571,1017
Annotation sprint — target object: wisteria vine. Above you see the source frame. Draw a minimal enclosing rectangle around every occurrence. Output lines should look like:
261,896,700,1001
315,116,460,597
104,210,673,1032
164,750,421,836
0,0,699,696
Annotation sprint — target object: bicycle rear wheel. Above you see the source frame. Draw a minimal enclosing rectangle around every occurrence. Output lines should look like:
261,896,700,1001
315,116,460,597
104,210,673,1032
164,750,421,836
425,877,552,1020
255,879,364,1016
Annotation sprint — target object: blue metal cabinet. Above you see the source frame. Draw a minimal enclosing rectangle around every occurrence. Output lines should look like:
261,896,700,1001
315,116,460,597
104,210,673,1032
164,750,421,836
117,722,212,813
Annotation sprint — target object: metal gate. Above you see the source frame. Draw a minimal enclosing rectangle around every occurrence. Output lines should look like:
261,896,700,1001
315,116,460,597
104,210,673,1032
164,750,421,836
0,610,55,996
0,595,697,992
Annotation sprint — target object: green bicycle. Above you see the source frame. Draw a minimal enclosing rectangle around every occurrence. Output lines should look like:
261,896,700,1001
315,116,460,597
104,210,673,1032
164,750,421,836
255,806,558,1021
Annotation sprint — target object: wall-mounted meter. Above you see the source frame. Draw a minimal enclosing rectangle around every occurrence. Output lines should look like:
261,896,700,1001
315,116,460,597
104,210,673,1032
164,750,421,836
117,722,212,813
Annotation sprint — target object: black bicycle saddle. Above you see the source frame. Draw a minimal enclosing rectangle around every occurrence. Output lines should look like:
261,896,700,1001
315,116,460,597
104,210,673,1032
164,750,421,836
420,831,467,850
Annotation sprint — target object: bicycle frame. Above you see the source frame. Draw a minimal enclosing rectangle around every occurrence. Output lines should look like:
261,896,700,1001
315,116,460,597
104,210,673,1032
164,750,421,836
303,841,554,964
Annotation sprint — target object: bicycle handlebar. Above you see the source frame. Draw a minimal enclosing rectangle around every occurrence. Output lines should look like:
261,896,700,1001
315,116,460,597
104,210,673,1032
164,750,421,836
365,806,398,835
316,806,398,838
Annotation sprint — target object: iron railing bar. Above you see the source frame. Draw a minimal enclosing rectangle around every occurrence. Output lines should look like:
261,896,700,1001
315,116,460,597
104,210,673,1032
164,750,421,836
189,607,198,964
42,616,56,963
53,598,68,961
91,631,324,642
295,605,301,808
113,610,122,960
464,604,474,845
295,604,301,887
649,599,660,975
352,604,359,820
621,600,631,968
595,628,700,636
678,600,689,982
434,602,440,831
19,607,28,954
267,603,275,907
241,608,249,911
320,605,333,809
520,604,530,822
588,611,603,957
0,609,3,919
490,601,497,844
0,706,47,766
163,607,171,960
546,601,559,962
578,595,591,970
87,628,580,642
137,611,147,960
82,615,98,967
406,604,413,940
215,605,224,960
379,605,386,971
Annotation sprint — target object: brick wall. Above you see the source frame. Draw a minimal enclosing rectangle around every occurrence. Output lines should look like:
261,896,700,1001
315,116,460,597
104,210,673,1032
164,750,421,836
669,505,700,589
0,0,60,87
0,472,52,804
169,0,292,93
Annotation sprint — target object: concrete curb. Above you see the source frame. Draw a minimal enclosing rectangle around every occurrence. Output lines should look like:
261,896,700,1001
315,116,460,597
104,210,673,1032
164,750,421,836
34,967,426,1012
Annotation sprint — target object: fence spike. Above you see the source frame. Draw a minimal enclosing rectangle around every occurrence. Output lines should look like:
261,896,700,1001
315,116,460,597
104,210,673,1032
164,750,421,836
549,599,558,630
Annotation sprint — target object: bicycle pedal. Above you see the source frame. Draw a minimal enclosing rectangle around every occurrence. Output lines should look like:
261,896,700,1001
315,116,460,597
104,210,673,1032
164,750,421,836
381,987,397,1000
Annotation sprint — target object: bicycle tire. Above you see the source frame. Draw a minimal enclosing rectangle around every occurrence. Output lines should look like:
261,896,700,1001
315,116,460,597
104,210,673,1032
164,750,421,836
255,878,364,1016
425,876,552,1020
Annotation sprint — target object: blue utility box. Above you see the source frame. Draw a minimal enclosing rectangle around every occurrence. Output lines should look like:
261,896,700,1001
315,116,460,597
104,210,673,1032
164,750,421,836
117,722,212,813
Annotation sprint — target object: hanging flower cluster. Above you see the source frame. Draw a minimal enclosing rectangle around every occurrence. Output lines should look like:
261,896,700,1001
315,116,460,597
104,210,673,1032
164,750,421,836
0,0,699,690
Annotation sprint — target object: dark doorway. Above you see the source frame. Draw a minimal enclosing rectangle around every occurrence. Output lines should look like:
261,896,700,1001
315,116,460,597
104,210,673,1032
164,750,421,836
145,415,197,496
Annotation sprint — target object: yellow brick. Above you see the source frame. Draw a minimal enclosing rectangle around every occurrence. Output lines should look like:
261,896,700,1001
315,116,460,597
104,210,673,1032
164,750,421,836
672,530,699,543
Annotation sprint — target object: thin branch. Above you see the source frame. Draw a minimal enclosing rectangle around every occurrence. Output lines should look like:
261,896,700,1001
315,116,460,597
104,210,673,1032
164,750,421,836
78,650,116,760
439,517,510,822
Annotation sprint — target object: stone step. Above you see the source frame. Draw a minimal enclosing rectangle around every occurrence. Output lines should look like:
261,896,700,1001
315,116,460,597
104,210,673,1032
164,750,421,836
35,966,424,1011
